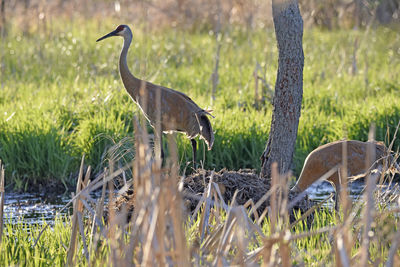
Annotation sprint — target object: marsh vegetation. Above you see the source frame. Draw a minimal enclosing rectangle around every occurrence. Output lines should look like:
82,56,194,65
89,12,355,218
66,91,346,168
1,0,400,265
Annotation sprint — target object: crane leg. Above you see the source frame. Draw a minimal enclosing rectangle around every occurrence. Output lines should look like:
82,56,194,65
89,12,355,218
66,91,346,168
191,139,197,169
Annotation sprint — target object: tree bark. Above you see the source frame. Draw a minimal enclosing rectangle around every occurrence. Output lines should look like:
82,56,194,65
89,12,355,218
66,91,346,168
260,0,304,179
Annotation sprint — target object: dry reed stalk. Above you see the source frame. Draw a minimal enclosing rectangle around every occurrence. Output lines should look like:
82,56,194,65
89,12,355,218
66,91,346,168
261,239,273,267
280,234,291,267
58,165,131,214
335,232,350,267
113,116,186,265
142,193,160,266
247,183,280,224
75,166,92,263
125,118,151,264
38,162,130,247
89,168,107,254
77,211,89,261
107,161,115,227
212,191,239,264
279,170,290,225
277,167,291,267
202,223,225,252
333,138,352,267
166,133,190,266
67,159,92,265
66,194,78,267
0,161,4,246
339,138,351,217
233,206,253,265
270,162,279,234
383,120,400,187
257,207,269,226
386,218,400,267
359,125,377,265
199,171,215,243
214,214,237,265
212,182,228,211
261,163,292,266
107,165,118,265
243,199,259,221
155,180,167,266
207,203,263,264
66,155,86,266
289,225,337,242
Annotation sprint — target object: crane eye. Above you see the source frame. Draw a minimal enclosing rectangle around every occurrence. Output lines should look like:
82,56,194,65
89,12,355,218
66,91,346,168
116,25,125,32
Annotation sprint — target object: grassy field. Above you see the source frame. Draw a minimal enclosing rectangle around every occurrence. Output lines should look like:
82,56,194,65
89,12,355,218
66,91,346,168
1,148,399,266
0,19,400,190
0,209,336,265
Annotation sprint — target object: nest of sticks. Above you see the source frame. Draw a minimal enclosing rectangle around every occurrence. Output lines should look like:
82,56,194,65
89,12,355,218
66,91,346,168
115,168,316,224
183,169,270,210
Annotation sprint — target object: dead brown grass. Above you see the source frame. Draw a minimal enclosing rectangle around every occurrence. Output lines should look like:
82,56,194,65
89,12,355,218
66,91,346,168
24,118,400,265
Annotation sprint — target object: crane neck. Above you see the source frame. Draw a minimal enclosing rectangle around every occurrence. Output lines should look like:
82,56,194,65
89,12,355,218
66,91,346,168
119,33,141,100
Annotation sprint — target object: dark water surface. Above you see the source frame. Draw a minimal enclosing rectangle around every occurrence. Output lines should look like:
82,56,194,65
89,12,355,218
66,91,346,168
3,192,71,224
306,179,400,208
2,181,396,225
306,181,366,204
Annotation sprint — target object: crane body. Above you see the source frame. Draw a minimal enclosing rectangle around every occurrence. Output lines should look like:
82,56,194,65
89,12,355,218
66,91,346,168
97,25,214,166
291,140,399,195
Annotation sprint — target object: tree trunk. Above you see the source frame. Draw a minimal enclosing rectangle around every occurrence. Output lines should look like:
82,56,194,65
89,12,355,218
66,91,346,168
260,0,304,179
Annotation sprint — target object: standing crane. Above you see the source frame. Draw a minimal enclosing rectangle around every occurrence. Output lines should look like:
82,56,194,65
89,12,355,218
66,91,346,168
96,25,214,167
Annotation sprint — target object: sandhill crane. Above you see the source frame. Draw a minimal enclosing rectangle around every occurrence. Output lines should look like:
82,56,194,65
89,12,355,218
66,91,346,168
291,140,399,205
96,25,214,167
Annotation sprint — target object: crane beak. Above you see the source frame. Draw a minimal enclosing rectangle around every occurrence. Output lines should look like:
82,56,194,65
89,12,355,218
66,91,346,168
96,30,118,42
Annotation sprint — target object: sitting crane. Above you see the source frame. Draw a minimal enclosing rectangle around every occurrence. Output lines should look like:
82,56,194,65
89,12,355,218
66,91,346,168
96,25,214,167
291,140,399,208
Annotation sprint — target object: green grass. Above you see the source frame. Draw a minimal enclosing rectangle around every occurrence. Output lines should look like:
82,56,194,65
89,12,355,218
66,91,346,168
1,205,397,266
1,19,400,189
0,210,335,265
1,216,71,266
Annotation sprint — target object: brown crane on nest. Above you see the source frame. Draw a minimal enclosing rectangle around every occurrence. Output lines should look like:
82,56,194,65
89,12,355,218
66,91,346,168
96,25,214,167
291,140,400,208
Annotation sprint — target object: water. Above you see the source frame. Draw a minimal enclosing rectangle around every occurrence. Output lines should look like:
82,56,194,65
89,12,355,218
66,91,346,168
306,179,400,208
1,181,397,224
306,180,366,204
3,192,71,225
2,190,109,225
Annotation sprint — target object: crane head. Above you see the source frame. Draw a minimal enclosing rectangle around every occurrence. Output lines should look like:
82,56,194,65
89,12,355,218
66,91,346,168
96,25,130,42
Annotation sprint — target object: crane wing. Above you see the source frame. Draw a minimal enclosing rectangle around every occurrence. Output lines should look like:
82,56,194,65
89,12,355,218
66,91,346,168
163,86,196,103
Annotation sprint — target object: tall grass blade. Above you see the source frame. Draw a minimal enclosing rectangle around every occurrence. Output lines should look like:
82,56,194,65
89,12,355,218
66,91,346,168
199,171,215,243
66,155,85,266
